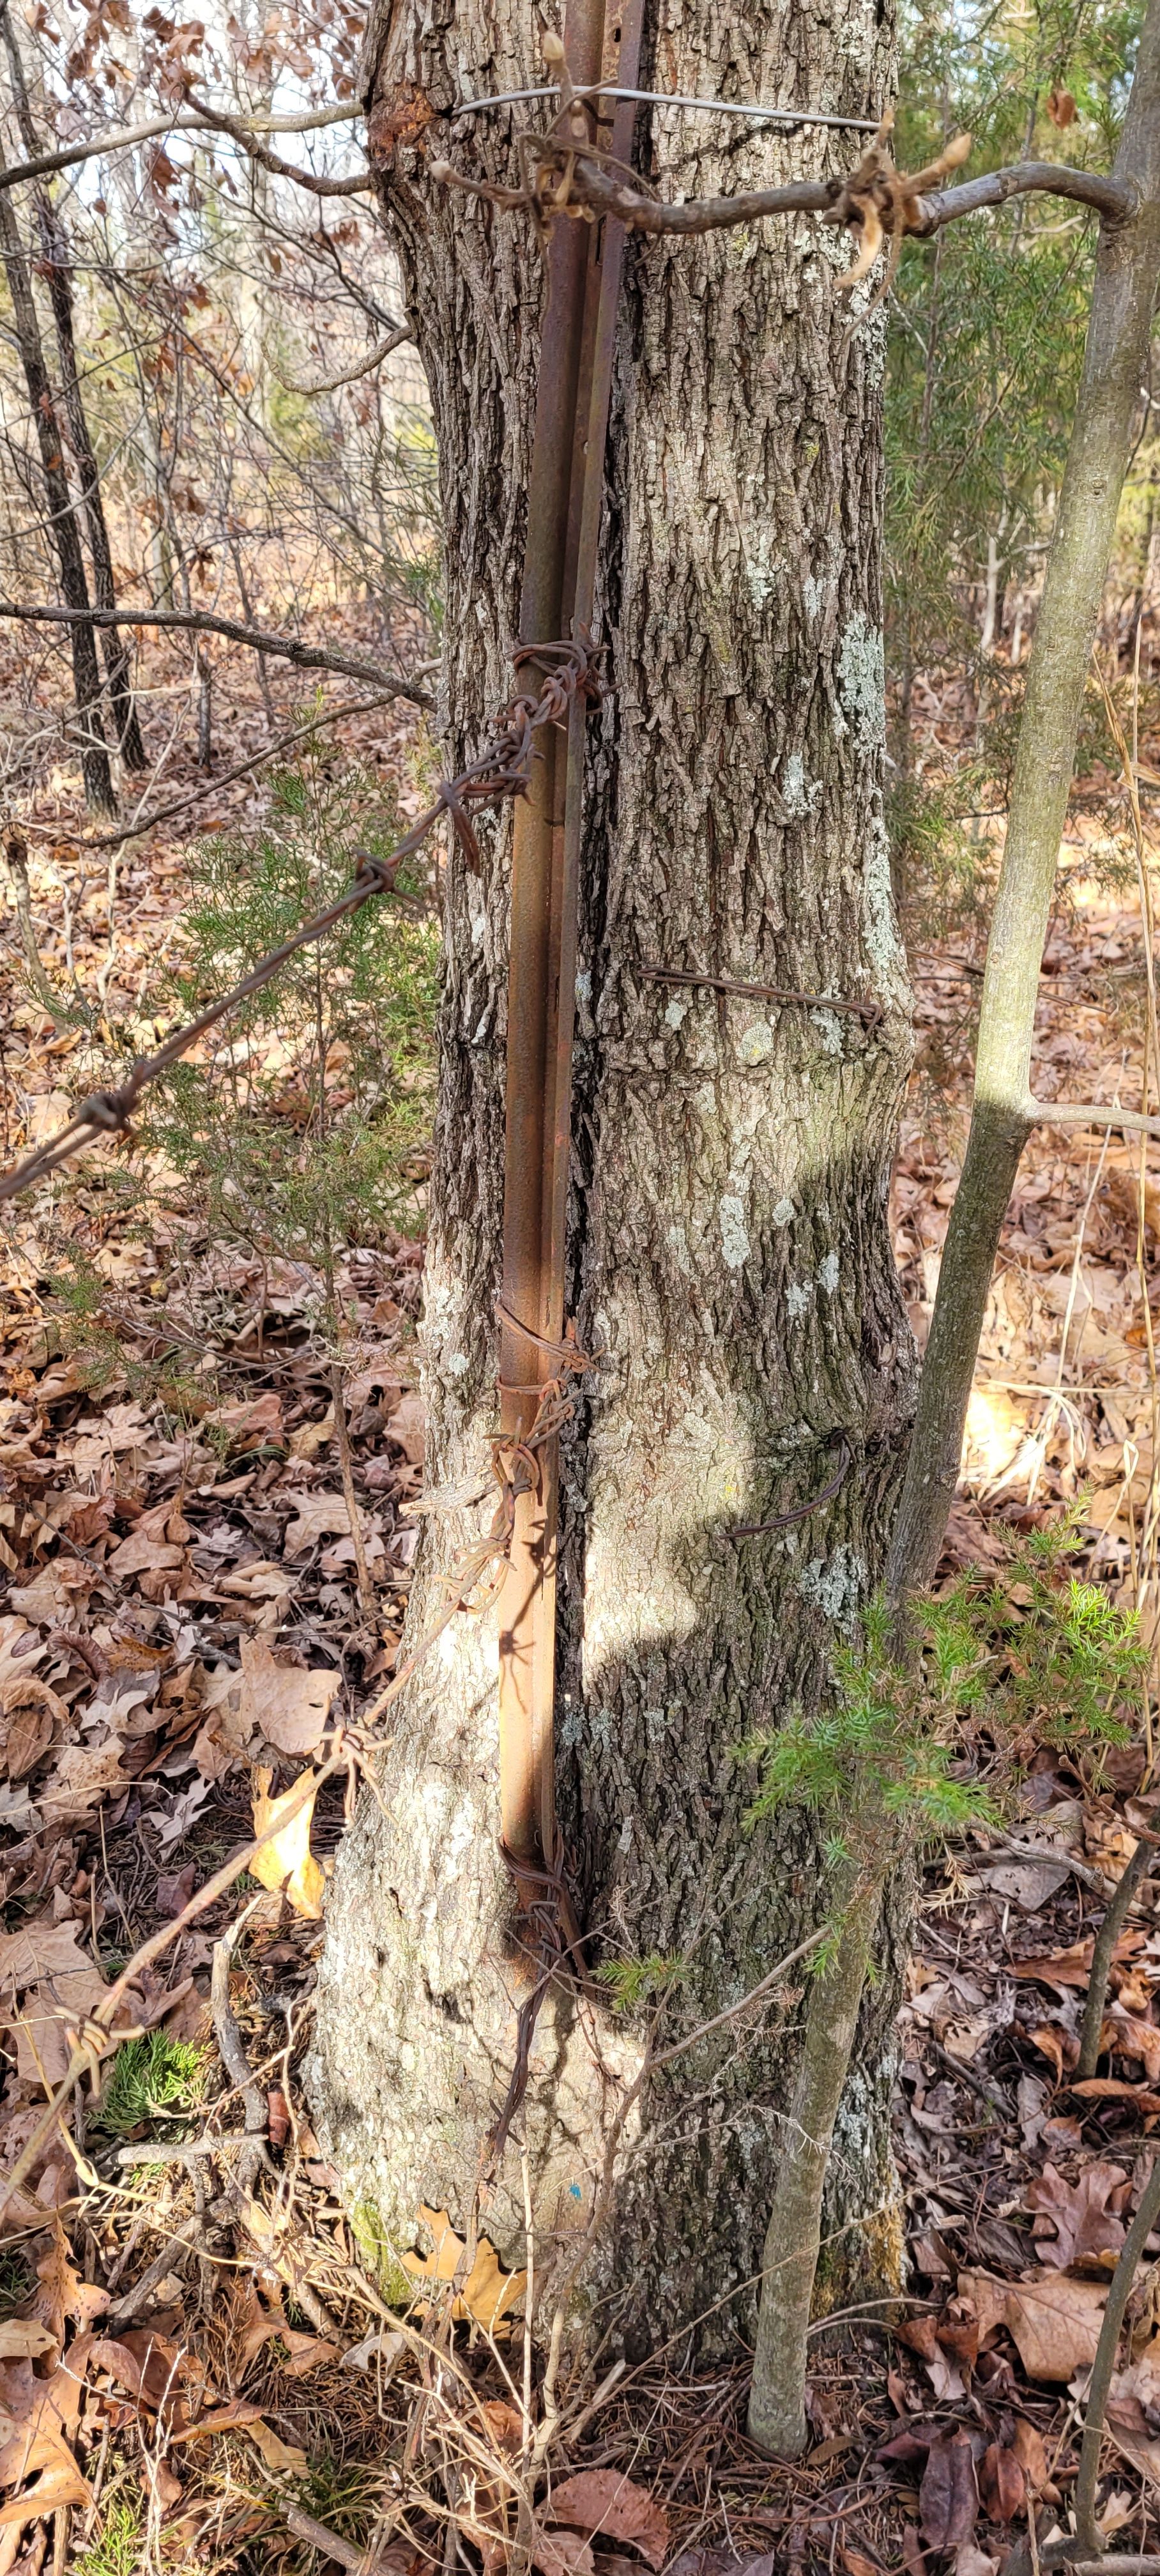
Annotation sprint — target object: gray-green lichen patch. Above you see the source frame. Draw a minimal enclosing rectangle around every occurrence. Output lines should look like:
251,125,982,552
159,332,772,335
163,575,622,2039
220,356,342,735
719,1193,751,1270
781,751,822,817
799,1542,867,1627
836,613,886,758
862,806,911,1015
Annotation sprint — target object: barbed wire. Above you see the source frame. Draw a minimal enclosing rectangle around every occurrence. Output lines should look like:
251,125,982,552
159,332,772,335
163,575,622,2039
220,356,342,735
0,636,603,1210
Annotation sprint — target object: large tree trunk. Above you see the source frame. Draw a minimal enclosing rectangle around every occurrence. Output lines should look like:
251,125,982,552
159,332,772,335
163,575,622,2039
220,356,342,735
310,0,913,2355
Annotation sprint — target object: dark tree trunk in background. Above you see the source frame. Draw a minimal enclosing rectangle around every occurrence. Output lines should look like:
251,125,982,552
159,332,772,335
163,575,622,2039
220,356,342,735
310,0,915,2354
1,1,148,772
0,166,116,815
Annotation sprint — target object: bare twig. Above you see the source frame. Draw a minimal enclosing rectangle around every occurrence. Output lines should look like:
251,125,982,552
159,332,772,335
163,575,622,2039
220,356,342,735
432,138,1133,242
277,325,411,394
34,690,417,852
0,97,364,195
1078,1835,1155,2080
210,1897,269,2194
0,602,432,707
1074,2149,1160,2556
284,2508,370,2573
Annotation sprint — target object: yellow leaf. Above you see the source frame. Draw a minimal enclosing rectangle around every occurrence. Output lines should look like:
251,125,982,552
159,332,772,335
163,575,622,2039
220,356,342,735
250,1768,324,1920
401,2205,527,2336
247,2418,309,2474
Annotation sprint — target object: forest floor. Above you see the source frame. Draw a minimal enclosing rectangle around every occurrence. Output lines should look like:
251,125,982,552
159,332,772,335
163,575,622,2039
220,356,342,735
1,648,1160,2576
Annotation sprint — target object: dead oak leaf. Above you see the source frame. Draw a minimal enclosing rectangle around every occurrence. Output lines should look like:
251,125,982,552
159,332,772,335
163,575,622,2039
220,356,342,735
1028,2023,1078,2083
1009,2418,1058,2502
0,1674,65,1778
0,2332,97,2496
0,2450,89,2525
1072,2078,1160,2116
895,2314,965,2404
1010,1940,1094,1993
958,2268,1106,2382
546,2472,671,2571
401,2205,527,2336
38,1741,128,1827
1105,2334,1160,2490
0,2326,52,2365
282,1492,366,1559
978,2439,1025,2524
239,1639,339,1756
106,1528,185,1578
34,2216,110,2345
1104,2007,1160,2082
1026,2161,1128,2269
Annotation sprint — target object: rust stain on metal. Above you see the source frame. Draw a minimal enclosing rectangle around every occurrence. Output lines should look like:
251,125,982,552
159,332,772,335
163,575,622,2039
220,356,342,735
496,0,645,1899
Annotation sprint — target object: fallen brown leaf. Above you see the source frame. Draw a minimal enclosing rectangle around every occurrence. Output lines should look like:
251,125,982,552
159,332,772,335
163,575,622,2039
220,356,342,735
1026,2161,1128,2269
547,2472,671,2572
920,2432,979,2549
401,2204,527,2336
0,1676,64,1777
245,2417,309,2473
958,2269,1106,2382
1010,2419,1058,2501
979,2441,1025,2524
239,1639,339,1756
0,2326,52,2364
1010,1940,1095,1991
533,2536,595,2576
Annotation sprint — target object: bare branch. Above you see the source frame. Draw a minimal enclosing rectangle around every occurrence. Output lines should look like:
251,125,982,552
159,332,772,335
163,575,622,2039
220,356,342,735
0,98,365,196
277,323,411,394
913,158,1134,233
445,145,1132,241
0,602,433,707
184,92,373,196
1027,1097,1160,1138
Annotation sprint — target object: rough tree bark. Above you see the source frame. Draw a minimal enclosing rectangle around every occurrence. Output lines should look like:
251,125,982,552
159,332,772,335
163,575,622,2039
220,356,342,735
310,0,915,2352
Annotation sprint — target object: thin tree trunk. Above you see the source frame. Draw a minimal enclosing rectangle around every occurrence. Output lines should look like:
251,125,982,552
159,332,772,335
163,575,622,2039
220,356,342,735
742,0,1160,2454
195,645,213,770
0,174,115,815
748,1860,881,2456
310,0,912,2353
888,0,1160,1595
1,2,148,772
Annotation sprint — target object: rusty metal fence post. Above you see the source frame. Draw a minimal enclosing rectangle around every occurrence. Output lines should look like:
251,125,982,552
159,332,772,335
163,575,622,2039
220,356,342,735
496,0,645,1882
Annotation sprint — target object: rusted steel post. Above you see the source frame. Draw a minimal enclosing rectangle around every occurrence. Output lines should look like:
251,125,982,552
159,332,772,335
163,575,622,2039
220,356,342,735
496,0,642,1873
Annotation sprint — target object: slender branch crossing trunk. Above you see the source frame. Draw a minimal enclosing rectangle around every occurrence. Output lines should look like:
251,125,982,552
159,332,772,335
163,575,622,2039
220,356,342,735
1,3,148,771
888,0,1160,1594
0,145,116,815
